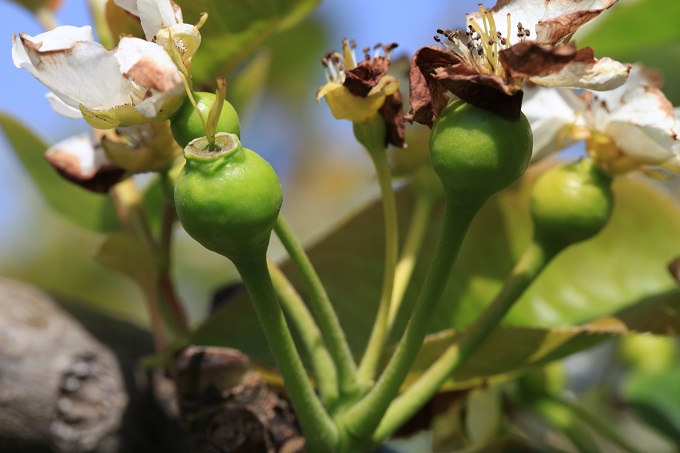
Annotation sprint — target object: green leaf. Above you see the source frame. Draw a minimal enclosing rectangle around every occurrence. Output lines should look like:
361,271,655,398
7,0,59,14
191,164,680,379
176,0,320,84
0,113,120,233
404,291,680,390
93,232,158,297
622,367,680,443
578,0,680,55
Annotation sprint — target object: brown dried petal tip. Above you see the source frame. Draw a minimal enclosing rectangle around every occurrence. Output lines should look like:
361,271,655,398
500,41,595,80
379,90,406,148
45,151,125,194
343,57,390,97
406,47,456,127
407,46,523,125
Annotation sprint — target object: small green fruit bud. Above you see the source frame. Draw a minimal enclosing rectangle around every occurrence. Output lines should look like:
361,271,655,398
175,133,282,262
170,92,241,149
429,101,532,203
531,158,613,251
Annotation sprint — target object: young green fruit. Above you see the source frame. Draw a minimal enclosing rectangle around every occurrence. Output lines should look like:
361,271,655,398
429,101,532,203
175,133,282,262
531,158,613,251
170,92,241,148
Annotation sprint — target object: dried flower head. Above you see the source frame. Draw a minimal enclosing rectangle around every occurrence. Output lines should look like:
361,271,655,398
408,0,630,124
317,39,405,148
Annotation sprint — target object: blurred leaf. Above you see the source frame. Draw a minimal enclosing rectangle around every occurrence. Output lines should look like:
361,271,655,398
466,435,557,453
264,20,328,104
177,0,320,84
141,176,164,236
93,232,157,297
464,387,503,445
622,367,680,443
226,50,271,115
579,0,680,53
404,290,680,390
578,0,680,104
0,112,120,233
7,0,61,14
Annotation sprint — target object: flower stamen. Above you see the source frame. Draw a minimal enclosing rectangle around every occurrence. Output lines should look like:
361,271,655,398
320,39,398,85
437,5,518,78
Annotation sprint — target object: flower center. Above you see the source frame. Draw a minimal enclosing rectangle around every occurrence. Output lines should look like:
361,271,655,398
435,4,530,77
321,38,398,84
586,132,642,175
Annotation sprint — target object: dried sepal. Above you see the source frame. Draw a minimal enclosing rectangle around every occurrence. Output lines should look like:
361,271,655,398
45,134,125,193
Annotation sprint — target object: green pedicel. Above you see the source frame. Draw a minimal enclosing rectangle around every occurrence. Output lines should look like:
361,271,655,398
338,101,533,451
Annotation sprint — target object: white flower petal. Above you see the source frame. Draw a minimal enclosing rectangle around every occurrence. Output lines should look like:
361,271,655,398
606,121,677,163
522,85,586,160
45,92,82,119
13,27,132,112
480,0,618,45
46,134,110,176
17,25,94,54
14,28,184,125
115,0,182,40
530,57,629,91
602,88,679,163
115,37,184,118
583,65,680,163
588,65,659,115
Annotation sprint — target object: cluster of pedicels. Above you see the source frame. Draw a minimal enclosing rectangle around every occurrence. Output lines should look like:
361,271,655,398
11,0,201,191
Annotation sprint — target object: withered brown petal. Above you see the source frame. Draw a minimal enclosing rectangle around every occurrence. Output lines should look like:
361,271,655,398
535,1,618,46
407,46,522,122
433,67,523,120
406,47,459,127
343,57,390,97
500,41,596,79
44,151,125,193
379,90,406,148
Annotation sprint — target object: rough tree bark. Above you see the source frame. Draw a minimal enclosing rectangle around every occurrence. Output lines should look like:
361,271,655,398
0,277,127,452
0,278,306,453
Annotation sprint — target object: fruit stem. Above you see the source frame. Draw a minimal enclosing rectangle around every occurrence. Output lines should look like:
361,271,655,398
386,191,437,334
234,254,339,452
357,137,400,384
274,215,361,398
267,258,339,407
179,73,209,141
